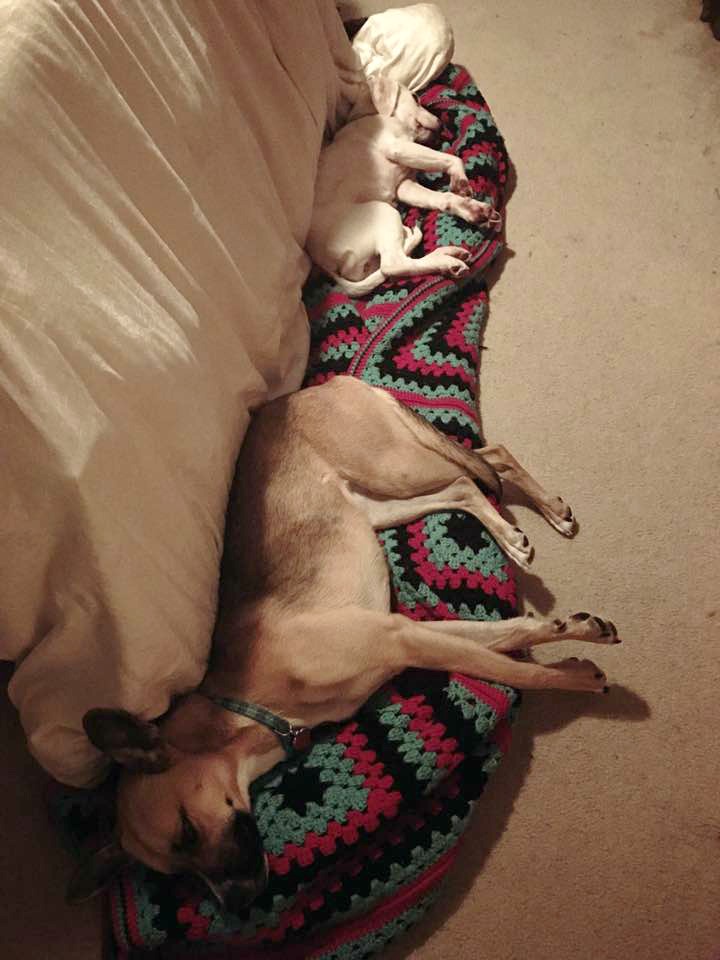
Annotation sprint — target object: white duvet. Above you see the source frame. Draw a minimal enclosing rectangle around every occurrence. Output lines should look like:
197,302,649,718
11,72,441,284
0,0,454,789
0,0,357,787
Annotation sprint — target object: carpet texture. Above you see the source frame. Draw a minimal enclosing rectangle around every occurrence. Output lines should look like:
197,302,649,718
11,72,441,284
1,2,718,959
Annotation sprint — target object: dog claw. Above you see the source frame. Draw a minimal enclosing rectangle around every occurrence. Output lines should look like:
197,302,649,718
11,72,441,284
431,246,472,279
487,209,503,230
549,658,609,693
542,496,576,537
597,617,620,643
502,525,533,569
451,196,502,228
561,612,621,645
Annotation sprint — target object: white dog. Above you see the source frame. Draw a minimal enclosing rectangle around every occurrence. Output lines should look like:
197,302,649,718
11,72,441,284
306,72,502,296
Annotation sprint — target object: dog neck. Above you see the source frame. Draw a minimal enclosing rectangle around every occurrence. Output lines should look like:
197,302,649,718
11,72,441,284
160,692,286,782
346,81,376,122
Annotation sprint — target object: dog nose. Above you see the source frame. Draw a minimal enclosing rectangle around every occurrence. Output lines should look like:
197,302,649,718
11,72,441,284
224,885,248,914
223,870,268,914
198,860,269,914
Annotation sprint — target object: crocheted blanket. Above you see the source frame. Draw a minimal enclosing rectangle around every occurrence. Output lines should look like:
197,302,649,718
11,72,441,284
52,64,519,959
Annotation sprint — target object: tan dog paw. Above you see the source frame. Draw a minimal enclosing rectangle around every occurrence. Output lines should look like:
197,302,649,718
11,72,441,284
541,495,576,537
547,657,610,693
555,612,620,644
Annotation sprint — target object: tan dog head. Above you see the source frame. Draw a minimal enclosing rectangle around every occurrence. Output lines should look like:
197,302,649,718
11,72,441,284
66,704,268,912
367,71,440,143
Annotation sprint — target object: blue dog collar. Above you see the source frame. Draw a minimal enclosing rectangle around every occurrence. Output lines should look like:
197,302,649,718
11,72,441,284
204,695,312,758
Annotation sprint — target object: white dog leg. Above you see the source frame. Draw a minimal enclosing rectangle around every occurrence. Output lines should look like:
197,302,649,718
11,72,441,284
397,179,501,229
381,245,472,281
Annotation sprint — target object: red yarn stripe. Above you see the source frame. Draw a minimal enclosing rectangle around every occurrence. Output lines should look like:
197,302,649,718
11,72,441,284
350,279,449,377
451,674,512,717
121,872,142,947
297,844,459,960
381,389,479,425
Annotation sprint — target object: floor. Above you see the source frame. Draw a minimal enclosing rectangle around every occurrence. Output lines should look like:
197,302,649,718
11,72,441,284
2,2,719,958
354,2,719,958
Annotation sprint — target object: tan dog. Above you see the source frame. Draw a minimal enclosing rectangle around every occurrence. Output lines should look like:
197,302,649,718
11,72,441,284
306,72,502,296
69,377,619,911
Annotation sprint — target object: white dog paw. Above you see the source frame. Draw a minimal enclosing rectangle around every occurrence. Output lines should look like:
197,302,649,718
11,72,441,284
449,171,472,197
434,244,471,260
453,197,501,227
431,246,471,278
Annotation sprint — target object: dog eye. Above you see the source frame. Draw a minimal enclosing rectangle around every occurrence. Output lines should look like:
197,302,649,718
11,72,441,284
172,808,199,854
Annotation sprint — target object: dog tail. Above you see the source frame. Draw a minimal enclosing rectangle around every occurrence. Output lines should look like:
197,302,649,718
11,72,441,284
329,267,387,297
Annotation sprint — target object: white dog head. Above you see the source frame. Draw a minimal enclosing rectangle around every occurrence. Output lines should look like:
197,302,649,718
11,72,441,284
367,71,440,143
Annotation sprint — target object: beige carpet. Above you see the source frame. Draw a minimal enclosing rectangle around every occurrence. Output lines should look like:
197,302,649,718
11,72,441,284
353,1,720,958
2,2,718,958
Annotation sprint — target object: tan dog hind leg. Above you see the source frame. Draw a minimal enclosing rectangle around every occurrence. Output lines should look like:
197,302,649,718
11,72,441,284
476,444,576,536
298,378,502,499
344,476,532,569
297,380,535,567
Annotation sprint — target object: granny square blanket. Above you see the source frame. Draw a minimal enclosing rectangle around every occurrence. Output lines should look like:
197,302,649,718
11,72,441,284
52,64,520,959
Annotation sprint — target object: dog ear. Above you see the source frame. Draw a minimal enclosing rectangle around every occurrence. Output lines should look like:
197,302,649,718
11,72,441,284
367,71,400,117
66,839,132,903
83,708,172,774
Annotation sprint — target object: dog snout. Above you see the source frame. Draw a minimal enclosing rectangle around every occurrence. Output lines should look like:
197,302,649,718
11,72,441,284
415,109,440,143
418,106,440,130
204,811,268,912
223,858,269,914
197,858,268,915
